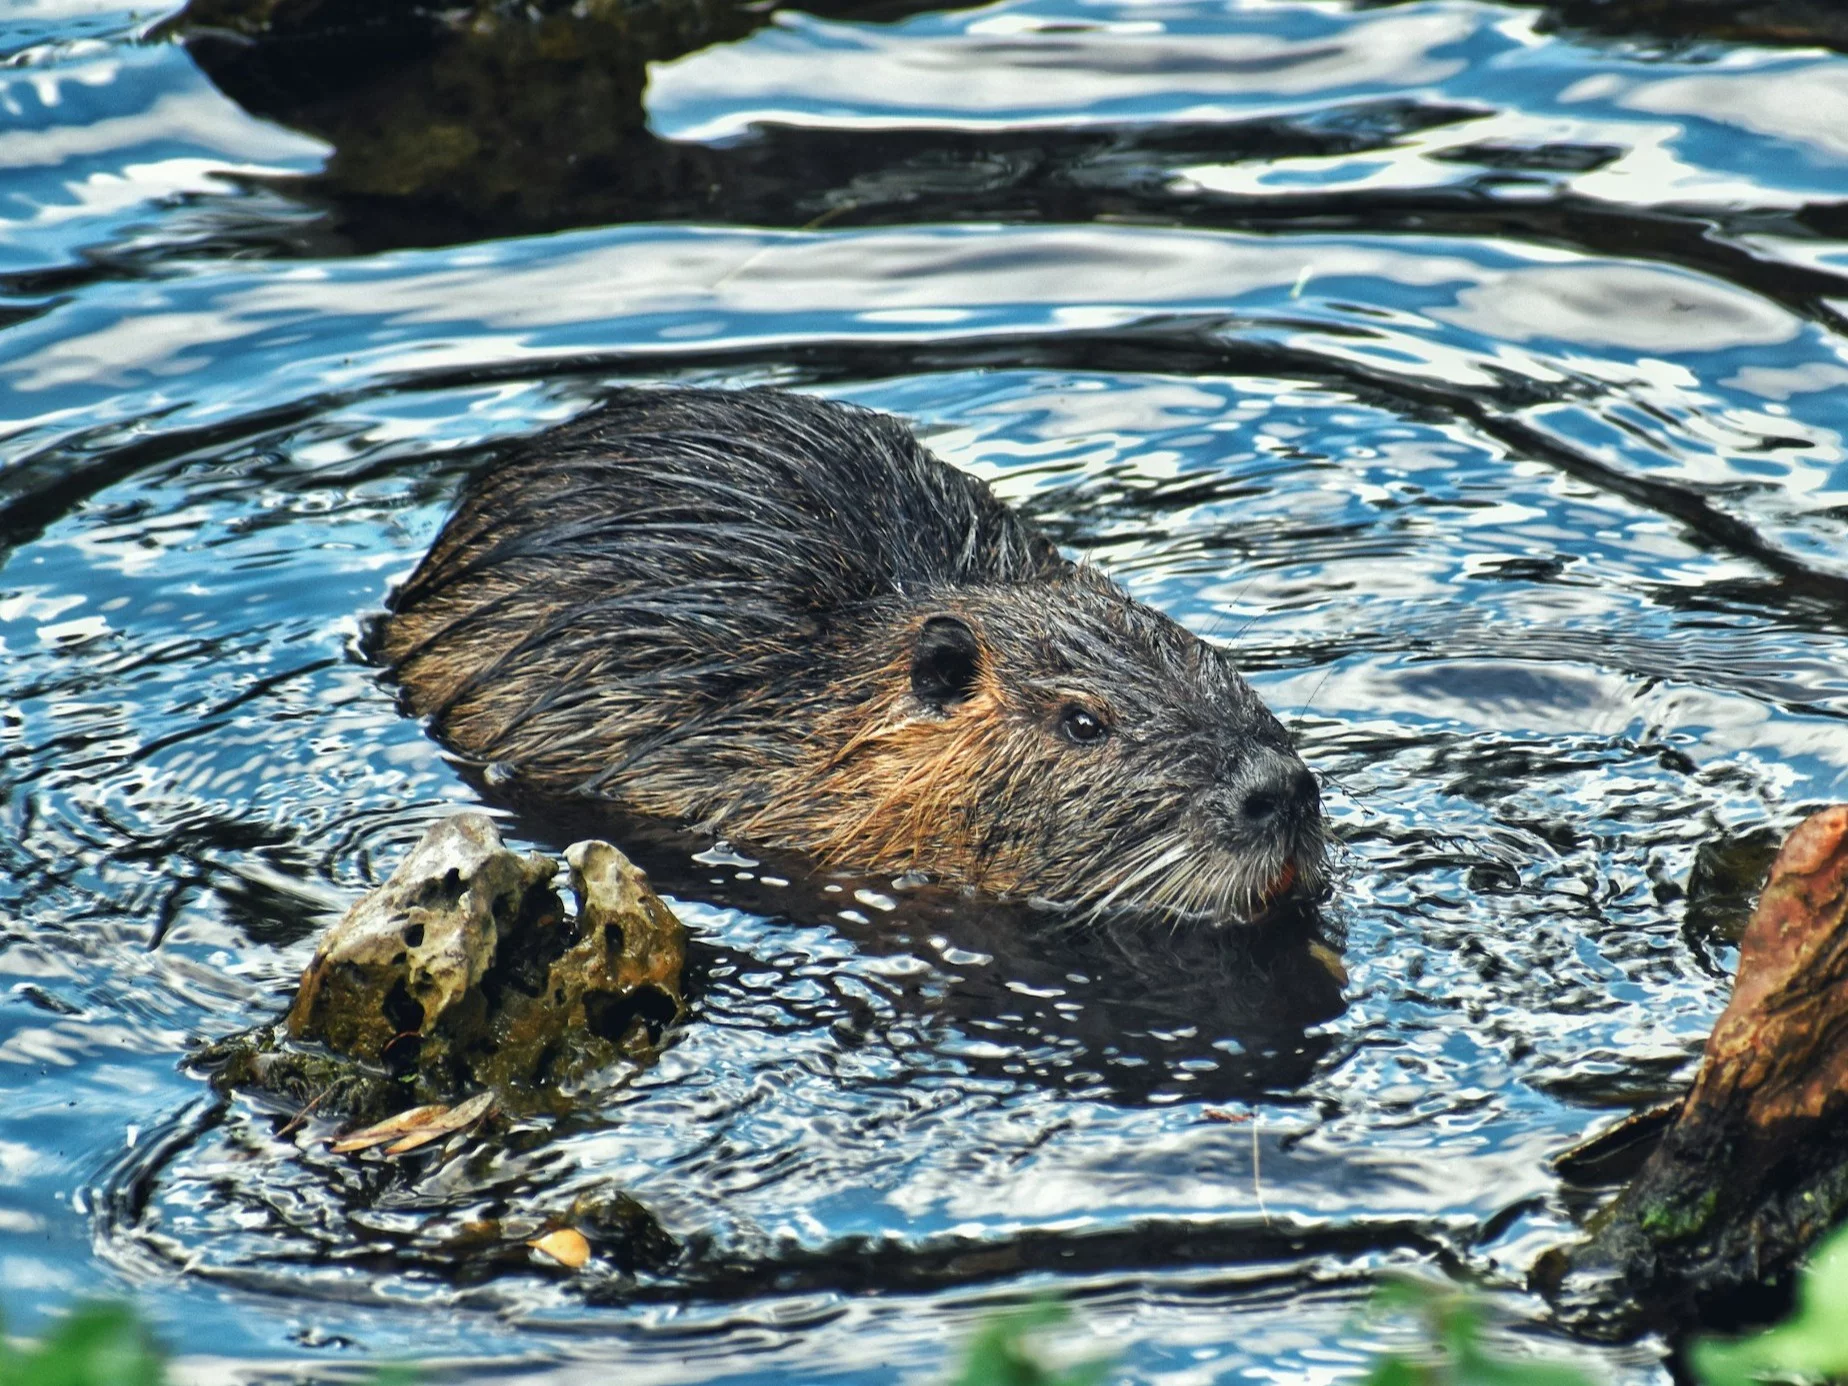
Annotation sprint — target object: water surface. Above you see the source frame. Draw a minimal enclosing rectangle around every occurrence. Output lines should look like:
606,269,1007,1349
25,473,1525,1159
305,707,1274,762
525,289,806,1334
3,1,1847,1381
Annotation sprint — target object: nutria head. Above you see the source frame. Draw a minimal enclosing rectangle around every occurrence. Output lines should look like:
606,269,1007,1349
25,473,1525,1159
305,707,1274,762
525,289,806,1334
751,565,1325,924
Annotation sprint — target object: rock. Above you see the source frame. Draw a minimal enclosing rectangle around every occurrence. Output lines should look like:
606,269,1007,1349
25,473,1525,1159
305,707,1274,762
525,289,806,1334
284,811,556,1065
159,0,768,249
203,812,688,1123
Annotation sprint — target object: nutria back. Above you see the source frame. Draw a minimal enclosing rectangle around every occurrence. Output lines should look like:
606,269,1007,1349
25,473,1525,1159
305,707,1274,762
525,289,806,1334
380,386,1324,923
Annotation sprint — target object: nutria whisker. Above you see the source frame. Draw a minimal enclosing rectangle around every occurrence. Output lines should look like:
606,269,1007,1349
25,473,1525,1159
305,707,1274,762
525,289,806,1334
1081,839,1194,925
379,386,1325,927
1291,662,1339,733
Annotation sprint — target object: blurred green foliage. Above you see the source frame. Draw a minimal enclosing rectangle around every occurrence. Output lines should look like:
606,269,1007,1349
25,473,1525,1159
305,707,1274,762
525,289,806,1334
1360,1280,1597,1386
0,1305,425,1386
946,1301,1114,1386
1691,1220,1848,1386
0,1304,163,1386
1361,1220,1848,1386
14,1225,1848,1386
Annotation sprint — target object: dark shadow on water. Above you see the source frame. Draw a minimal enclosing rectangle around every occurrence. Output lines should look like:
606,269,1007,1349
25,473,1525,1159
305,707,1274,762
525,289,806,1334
495,793,1350,1110
1525,0,1848,54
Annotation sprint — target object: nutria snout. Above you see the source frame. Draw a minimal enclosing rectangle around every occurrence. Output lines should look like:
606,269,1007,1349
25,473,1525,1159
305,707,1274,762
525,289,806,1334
378,386,1325,924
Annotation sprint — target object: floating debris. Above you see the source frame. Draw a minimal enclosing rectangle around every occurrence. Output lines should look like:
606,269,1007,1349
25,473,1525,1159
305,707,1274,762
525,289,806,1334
528,1227,592,1270
330,1091,497,1155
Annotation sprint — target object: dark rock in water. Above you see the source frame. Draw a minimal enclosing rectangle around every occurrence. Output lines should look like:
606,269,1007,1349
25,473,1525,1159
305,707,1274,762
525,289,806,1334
158,0,752,249
1536,0,1848,54
1683,825,1786,950
1540,805,1848,1335
202,811,688,1125
158,0,969,250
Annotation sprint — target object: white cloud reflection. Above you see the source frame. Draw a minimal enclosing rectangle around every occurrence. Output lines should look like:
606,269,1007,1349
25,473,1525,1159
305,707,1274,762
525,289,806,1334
647,2,1475,140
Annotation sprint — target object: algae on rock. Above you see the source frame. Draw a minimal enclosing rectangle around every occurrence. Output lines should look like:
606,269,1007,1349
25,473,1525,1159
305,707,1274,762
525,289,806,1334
204,811,688,1124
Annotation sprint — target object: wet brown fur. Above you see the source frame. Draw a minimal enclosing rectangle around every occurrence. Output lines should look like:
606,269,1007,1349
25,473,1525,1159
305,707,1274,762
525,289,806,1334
380,386,1324,923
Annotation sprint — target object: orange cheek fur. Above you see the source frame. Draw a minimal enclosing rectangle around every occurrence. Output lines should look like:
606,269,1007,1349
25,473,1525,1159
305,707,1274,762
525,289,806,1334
744,657,1044,888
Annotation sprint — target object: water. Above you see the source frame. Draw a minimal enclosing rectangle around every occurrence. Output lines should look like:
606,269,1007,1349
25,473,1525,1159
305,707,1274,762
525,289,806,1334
3,0,1847,1380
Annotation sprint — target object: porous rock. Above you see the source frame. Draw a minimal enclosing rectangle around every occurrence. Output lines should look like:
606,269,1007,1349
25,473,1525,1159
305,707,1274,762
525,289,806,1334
284,811,554,1063
205,812,688,1121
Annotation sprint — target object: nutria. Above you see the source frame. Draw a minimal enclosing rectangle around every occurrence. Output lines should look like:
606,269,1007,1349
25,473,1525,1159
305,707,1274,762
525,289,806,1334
378,386,1325,924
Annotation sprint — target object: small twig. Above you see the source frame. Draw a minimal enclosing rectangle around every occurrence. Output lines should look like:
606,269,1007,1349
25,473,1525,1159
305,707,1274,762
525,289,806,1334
1205,1108,1272,1226
276,1084,337,1139
1292,661,1338,732
1252,1120,1272,1228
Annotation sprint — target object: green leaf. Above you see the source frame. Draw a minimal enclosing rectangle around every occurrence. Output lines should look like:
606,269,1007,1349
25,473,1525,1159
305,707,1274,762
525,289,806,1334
946,1301,1115,1386
1691,1222,1848,1386
1,1303,165,1386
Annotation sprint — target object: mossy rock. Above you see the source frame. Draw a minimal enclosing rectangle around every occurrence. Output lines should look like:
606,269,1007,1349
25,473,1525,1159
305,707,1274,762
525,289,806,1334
204,812,688,1122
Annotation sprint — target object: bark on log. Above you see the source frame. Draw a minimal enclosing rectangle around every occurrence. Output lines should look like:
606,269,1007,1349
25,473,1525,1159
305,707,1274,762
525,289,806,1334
1541,806,1848,1333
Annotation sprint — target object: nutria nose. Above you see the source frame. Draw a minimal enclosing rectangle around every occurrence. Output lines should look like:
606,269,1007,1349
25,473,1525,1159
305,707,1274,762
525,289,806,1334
1233,752,1320,830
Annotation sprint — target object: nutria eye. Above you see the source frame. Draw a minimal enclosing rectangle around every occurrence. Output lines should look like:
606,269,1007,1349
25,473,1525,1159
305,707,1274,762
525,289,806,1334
1060,706,1108,746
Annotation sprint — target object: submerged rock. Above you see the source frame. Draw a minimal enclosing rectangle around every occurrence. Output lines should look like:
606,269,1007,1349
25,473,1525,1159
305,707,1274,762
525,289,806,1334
1537,0,1848,53
203,812,688,1125
161,0,779,249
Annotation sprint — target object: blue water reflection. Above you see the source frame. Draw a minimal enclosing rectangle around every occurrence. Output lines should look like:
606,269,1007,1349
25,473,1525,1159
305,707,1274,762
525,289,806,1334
0,27,324,275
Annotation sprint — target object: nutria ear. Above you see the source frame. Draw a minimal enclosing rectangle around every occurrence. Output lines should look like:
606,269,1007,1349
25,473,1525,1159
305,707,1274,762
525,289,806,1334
911,615,981,710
